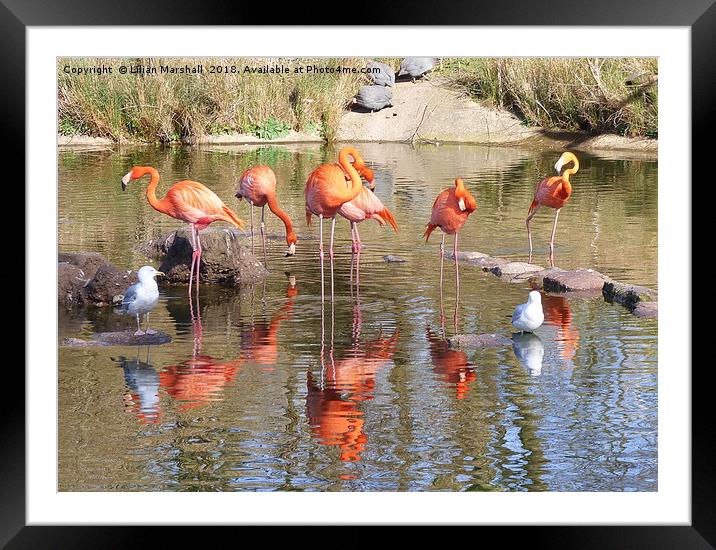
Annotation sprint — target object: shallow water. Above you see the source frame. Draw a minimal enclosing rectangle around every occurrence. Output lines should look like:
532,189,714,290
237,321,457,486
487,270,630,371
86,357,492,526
58,142,657,491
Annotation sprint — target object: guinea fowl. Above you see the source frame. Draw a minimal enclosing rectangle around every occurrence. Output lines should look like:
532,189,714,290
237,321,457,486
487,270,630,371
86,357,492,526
398,57,438,82
366,61,395,87
353,85,393,112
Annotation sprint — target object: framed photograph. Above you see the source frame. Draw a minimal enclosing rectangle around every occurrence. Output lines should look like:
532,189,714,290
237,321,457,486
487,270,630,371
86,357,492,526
12,0,706,547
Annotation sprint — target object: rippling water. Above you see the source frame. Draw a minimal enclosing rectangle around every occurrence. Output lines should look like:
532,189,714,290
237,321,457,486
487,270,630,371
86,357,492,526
58,142,657,491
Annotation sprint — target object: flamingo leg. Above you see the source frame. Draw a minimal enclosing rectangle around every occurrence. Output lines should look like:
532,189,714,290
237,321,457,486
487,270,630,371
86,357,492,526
349,222,355,289
188,225,198,296
260,205,267,266
195,229,202,294
319,215,325,310
439,233,445,294
329,217,336,305
549,208,561,267
454,233,460,332
526,208,538,264
250,201,255,255
354,223,362,288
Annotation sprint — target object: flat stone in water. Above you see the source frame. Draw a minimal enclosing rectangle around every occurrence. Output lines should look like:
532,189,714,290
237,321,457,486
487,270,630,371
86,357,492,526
448,333,513,349
63,330,172,347
633,301,658,318
542,268,608,292
602,280,657,308
383,255,407,263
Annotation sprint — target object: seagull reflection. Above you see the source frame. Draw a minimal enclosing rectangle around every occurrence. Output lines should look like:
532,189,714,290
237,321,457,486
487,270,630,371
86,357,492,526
239,274,297,371
305,288,398,462
113,348,161,423
511,332,545,376
541,294,580,361
159,292,242,411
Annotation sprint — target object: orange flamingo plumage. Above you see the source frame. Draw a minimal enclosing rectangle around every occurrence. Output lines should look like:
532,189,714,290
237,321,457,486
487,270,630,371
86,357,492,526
526,152,580,266
304,147,369,303
423,177,477,296
236,165,297,263
338,162,398,286
121,166,245,296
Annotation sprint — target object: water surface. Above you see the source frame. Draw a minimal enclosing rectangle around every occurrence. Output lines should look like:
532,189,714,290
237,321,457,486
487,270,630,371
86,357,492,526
58,142,657,491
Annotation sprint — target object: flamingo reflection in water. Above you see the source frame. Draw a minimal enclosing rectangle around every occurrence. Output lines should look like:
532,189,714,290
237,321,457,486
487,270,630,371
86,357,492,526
239,275,298,372
541,293,580,362
159,294,242,411
114,348,161,424
306,286,398,463
425,325,476,400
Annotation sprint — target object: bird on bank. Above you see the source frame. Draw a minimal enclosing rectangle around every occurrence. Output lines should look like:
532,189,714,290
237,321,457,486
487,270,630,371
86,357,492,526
236,164,297,263
353,85,393,112
121,166,245,295
115,265,164,336
305,147,369,303
511,290,545,333
526,152,580,266
398,57,438,82
366,61,395,87
424,177,477,295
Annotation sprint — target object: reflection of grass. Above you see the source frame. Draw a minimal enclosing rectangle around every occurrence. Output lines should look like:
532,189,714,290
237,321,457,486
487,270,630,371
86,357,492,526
440,58,657,138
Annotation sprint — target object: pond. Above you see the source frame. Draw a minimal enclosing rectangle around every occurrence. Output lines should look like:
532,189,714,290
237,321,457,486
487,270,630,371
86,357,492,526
58,142,657,491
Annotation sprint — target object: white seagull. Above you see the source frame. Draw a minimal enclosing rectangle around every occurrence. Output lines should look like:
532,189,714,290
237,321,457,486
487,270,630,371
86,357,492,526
512,290,545,333
116,266,164,336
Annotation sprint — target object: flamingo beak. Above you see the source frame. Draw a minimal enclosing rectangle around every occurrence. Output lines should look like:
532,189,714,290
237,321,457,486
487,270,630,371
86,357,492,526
554,157,565,174
458,197,466,211
121,172,132,191
285,243,296,257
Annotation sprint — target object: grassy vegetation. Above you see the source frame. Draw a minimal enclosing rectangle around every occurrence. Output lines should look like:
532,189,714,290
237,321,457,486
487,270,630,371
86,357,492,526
58,57,370,143
58,57,658,143
439,58,658,138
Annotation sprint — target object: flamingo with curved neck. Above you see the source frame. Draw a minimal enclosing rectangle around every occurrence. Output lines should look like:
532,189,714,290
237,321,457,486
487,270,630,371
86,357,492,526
526,151,580,266
236,165,297,265
304,147,369,305
121,166,245,297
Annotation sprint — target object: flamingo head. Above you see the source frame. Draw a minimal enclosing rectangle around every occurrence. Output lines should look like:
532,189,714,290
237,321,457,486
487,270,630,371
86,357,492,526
454,177,477,212
361,167,376,191
121,166,144,191
554,152,579,175
285,232,298,257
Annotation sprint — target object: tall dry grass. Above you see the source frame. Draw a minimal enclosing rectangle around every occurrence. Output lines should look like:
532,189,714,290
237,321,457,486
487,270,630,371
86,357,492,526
441,58,658,138
58,57,371,142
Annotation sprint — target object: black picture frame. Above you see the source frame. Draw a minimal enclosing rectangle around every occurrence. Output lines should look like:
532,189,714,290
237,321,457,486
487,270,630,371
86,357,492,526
9,1,706,547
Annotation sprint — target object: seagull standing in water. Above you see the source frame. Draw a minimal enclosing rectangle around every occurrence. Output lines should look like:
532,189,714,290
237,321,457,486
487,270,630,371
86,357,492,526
512,290,545,333
116,266,164,336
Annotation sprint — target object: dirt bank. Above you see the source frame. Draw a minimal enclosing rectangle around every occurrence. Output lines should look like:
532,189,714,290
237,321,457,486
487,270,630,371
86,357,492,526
58,80,657,154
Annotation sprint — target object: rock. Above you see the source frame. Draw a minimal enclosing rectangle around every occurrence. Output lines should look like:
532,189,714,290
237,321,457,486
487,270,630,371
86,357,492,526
490,261,545,282
58,251,111,281
62,330,172,347
383,255,407,263
445,251,489,262
448,333,513,349
145,227,269,286
602,280,657,309
633,301,658,318
83,263,138,306
542,268,609,292
58,262,88,306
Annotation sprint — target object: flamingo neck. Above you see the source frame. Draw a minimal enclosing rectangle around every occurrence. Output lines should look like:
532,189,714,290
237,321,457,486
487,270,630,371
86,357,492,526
138,167,166,214
336,147,365,205
267,195,294,244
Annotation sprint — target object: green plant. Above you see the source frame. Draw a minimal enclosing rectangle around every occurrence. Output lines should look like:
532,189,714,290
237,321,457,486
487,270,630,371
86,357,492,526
248,117,291,140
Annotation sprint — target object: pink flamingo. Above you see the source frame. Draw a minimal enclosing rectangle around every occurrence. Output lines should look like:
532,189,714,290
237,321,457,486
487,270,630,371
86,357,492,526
304,147,368,304
235,165,298,264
